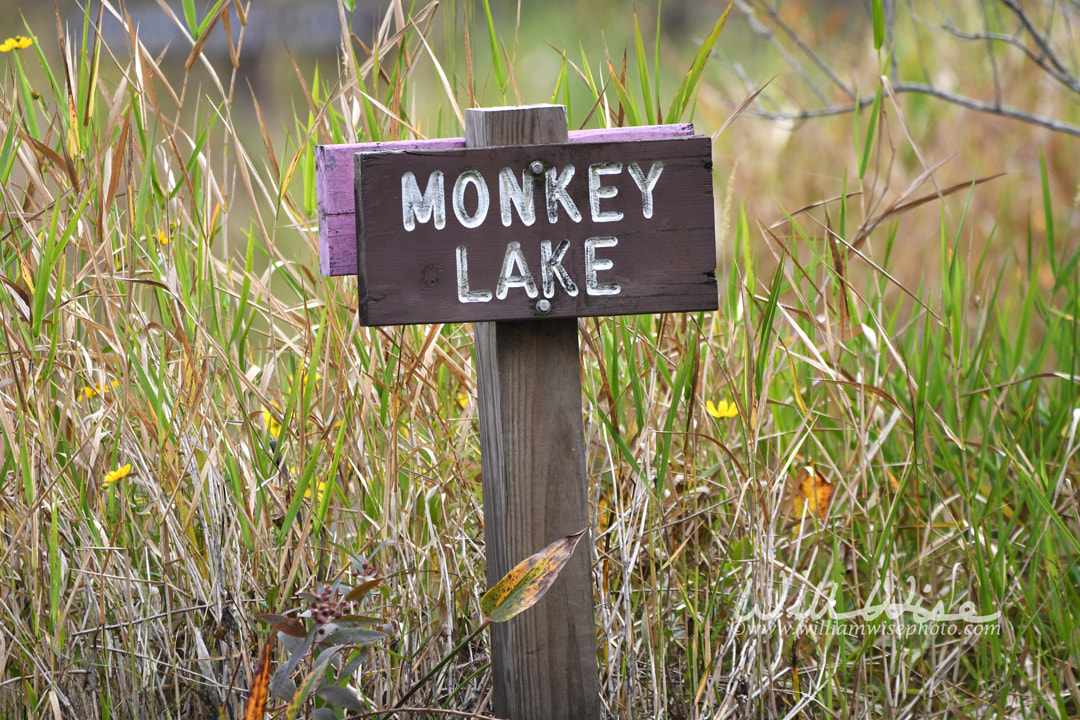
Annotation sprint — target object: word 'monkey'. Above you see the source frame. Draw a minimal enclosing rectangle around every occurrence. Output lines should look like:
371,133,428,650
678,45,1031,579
401,161,664,232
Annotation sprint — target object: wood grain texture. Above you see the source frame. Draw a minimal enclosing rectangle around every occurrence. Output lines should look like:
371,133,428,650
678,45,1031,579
470,105,601,720
353,136,716,325
317,123,696,276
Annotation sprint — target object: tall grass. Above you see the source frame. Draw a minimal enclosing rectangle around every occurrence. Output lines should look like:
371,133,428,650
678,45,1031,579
0,1,1077,719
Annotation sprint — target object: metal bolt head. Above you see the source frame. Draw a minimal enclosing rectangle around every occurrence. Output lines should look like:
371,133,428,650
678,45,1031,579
529,160,545,175
535,299,552,314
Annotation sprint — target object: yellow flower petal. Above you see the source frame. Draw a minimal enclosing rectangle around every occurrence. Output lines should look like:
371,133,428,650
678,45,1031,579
706,399,738,418
157,229,169,245
261,405,282,438
304,480,328,503
103,463,132,486
793,465,833,521
1,35,33,52
78,380,119,402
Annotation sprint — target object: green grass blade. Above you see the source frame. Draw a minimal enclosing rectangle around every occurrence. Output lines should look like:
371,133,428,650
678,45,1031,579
859,85,883,180
481,0,507,95
667,2,731,122
633,12,656,125
182,0,198,38
871,0,885,49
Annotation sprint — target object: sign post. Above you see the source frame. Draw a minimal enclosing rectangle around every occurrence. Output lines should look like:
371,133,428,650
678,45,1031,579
316,104,716,719
466,105,601,720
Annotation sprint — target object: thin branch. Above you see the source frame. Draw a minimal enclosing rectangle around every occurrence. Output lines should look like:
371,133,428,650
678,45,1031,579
742,82,1080,137
734,0,830,105
998,0,1073,77
940,11,1080,94
752,0,857,101
891,80,1080,136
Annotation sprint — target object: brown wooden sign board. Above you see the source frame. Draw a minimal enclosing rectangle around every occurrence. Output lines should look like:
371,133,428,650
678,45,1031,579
354,136,717,326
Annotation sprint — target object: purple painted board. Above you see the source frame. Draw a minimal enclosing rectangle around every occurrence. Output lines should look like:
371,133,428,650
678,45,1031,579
354,136,716,326
316,123,696,276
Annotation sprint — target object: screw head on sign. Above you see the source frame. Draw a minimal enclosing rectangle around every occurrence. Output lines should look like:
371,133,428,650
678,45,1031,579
535,299,551,314
529,161,544,175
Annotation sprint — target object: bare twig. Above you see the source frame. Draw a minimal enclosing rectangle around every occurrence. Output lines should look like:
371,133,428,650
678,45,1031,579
742,83,1080,137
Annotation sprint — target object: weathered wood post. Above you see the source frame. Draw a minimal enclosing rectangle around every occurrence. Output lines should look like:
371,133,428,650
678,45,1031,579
466,104,600,719
316,103,716,719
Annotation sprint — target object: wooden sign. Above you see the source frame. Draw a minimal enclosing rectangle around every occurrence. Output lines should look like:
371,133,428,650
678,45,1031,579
316,124,698,277
351,136,716,325
316,106,719,720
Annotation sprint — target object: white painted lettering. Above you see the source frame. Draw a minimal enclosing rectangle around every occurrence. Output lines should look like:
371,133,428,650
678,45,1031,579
401,171,446,231
627,161,664,219
499,168,536,227
495,241,539,300
588,162,623,223
584,236,621,296
452,169,490,229
455,246,492,303
540,239,578,298
544,165,582,224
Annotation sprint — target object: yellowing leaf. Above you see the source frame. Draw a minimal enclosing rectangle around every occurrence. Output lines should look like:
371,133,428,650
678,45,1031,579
285,645,336,720
481,528,588,623
793,464,833,521
243,638,273,720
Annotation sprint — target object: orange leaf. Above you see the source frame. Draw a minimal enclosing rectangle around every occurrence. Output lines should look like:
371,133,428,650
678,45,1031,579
243,638,273,720
481,528,588,623
793,465,833,521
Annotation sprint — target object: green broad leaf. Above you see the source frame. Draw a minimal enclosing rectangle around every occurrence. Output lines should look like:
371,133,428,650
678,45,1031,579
341,0,355,14
285,645,339,720
257,613,308,638
315,685,364,711
481,529,588,623
322,625,386,647
343,578,383,603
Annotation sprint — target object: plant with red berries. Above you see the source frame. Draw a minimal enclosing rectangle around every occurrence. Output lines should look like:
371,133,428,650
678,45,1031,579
257,557,385,717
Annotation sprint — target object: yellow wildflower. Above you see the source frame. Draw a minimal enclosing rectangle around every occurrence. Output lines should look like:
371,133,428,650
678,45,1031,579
0,35,33,52
156,228,169,245
103,463,132,486
706,399,738,419
304,479,328,504
262,403,282,438
455,391,469,409
792,464,833,521
78,380,119,402
288,369,322,389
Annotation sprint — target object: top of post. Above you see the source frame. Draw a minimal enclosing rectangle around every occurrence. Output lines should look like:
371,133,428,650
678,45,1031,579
465,104,569,148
